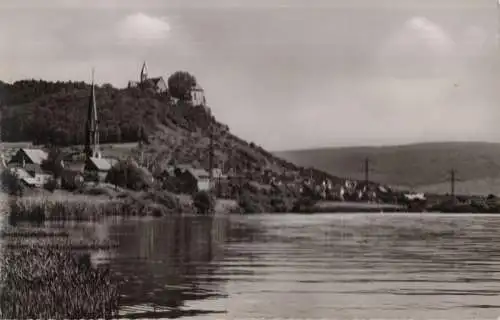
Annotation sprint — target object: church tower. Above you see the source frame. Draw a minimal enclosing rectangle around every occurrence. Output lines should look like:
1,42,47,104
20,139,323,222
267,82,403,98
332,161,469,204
84,69,100,160
140,61,148,83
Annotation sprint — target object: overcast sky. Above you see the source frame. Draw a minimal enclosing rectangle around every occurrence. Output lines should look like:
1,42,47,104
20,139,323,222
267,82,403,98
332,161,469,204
1,0,499,150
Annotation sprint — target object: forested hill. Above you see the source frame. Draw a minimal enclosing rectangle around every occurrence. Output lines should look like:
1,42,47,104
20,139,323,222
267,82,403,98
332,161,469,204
0,78,343,184
0,79,170,144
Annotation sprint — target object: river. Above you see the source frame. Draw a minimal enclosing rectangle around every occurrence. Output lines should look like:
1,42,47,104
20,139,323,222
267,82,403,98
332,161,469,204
15,213,500,319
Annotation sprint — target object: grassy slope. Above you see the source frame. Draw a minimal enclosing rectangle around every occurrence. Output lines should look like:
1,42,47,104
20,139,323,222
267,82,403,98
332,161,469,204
275,142,500,195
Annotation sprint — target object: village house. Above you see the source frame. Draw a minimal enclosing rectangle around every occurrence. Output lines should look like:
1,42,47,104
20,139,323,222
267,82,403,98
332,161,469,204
9,164,52,188
166,165,211,193
7,148,52,187
180,167,211,193
84,157,117,182
8,148,48,167
128,62,168,94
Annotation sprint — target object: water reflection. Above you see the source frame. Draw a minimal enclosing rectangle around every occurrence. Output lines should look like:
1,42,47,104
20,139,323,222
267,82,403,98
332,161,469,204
108,215,230,318
8,213,500,319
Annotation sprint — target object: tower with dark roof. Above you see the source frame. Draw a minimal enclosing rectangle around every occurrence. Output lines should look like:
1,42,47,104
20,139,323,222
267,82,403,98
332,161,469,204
84,69,100,160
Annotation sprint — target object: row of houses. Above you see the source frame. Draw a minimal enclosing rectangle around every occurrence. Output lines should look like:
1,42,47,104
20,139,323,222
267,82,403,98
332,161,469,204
1,146,424,205
0,146,228,194
1,148,116,188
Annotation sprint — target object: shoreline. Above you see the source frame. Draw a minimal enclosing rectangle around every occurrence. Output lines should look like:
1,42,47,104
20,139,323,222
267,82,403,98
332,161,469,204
313,201,406,212
4,190,500,221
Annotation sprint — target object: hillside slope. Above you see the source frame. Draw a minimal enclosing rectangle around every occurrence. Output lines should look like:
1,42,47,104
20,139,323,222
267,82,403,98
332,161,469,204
0,79,342,185
275,142,500,195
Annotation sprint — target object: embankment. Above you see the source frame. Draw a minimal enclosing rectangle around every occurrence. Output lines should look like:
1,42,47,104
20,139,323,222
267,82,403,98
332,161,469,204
312,201,406,213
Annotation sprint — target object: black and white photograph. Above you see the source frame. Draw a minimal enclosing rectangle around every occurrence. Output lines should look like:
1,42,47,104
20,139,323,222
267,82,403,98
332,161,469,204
1,0,500,319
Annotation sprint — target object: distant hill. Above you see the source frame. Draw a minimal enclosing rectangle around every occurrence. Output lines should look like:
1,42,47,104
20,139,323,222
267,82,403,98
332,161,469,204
275,142,500,195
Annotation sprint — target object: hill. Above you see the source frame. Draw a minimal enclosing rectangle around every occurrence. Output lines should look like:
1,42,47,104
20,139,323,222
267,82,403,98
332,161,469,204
0,79,169,144
275,142,500,195
0,78,343,189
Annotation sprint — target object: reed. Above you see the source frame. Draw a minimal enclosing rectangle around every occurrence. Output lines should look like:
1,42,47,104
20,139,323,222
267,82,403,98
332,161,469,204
3,237,119,250
0,246,119,319
0,227,70,238
7,191,189,222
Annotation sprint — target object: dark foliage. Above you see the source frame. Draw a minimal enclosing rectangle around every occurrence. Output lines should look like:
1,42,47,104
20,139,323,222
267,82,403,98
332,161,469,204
167,71,197,101
43,178,58,192
193,190,215,214
41,147,64,178
105,160,153,191
291,196,317,213
1,80,172,145
270,196,293,213
238,190,268,214
0,170,23,196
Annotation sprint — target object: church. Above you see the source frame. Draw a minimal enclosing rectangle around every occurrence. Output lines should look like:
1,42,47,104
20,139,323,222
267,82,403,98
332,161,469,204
127,62,168,94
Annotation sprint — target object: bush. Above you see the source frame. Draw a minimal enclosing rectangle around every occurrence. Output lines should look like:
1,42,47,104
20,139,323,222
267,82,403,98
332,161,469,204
144,190,183,213
292,196,317,213
43,178,58,192
193,191,215,214
270,196,292,213
0,170,23,196
105,160,153,191
238,191,267,214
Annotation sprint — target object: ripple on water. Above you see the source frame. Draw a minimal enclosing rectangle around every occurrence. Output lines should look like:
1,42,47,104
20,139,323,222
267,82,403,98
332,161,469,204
209,214,500,319
18,213,500,319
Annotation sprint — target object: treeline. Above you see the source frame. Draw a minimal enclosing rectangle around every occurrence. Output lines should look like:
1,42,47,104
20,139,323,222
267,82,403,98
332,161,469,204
0,79,89,106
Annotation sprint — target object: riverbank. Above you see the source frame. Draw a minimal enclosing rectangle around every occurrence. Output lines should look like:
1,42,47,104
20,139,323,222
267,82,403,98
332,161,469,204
6,187,500,222
313,201,406,213
3,190,240,222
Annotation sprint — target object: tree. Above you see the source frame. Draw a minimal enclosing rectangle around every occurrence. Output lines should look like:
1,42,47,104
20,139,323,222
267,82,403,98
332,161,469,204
193,190,215,215
105,160,153,191
0,170,23,196
167,71,197,101
41,147,64,179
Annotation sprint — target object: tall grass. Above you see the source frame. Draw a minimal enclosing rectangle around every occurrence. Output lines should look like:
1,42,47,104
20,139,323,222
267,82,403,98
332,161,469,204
7,191,192,223
3,237,119,250
0,247,119,319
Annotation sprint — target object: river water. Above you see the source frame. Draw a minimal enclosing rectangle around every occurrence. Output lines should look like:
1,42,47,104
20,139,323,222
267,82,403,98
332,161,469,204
18,214,500,319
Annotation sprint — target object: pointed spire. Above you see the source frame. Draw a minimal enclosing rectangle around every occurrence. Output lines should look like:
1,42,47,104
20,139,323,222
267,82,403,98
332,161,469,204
140,61,148,83
85,68,100,159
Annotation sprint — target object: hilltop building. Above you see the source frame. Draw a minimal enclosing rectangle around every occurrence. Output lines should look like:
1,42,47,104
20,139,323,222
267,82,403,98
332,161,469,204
128,61,167,94
190,83,206,106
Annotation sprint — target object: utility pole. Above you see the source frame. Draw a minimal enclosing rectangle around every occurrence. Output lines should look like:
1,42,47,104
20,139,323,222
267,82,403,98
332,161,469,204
364,157,369,185
208,125,214,189
450,168,456,200
217,161,222,198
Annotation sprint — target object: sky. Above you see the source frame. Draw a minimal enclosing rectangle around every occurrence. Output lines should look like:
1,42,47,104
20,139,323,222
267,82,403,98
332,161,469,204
1,0,500,150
